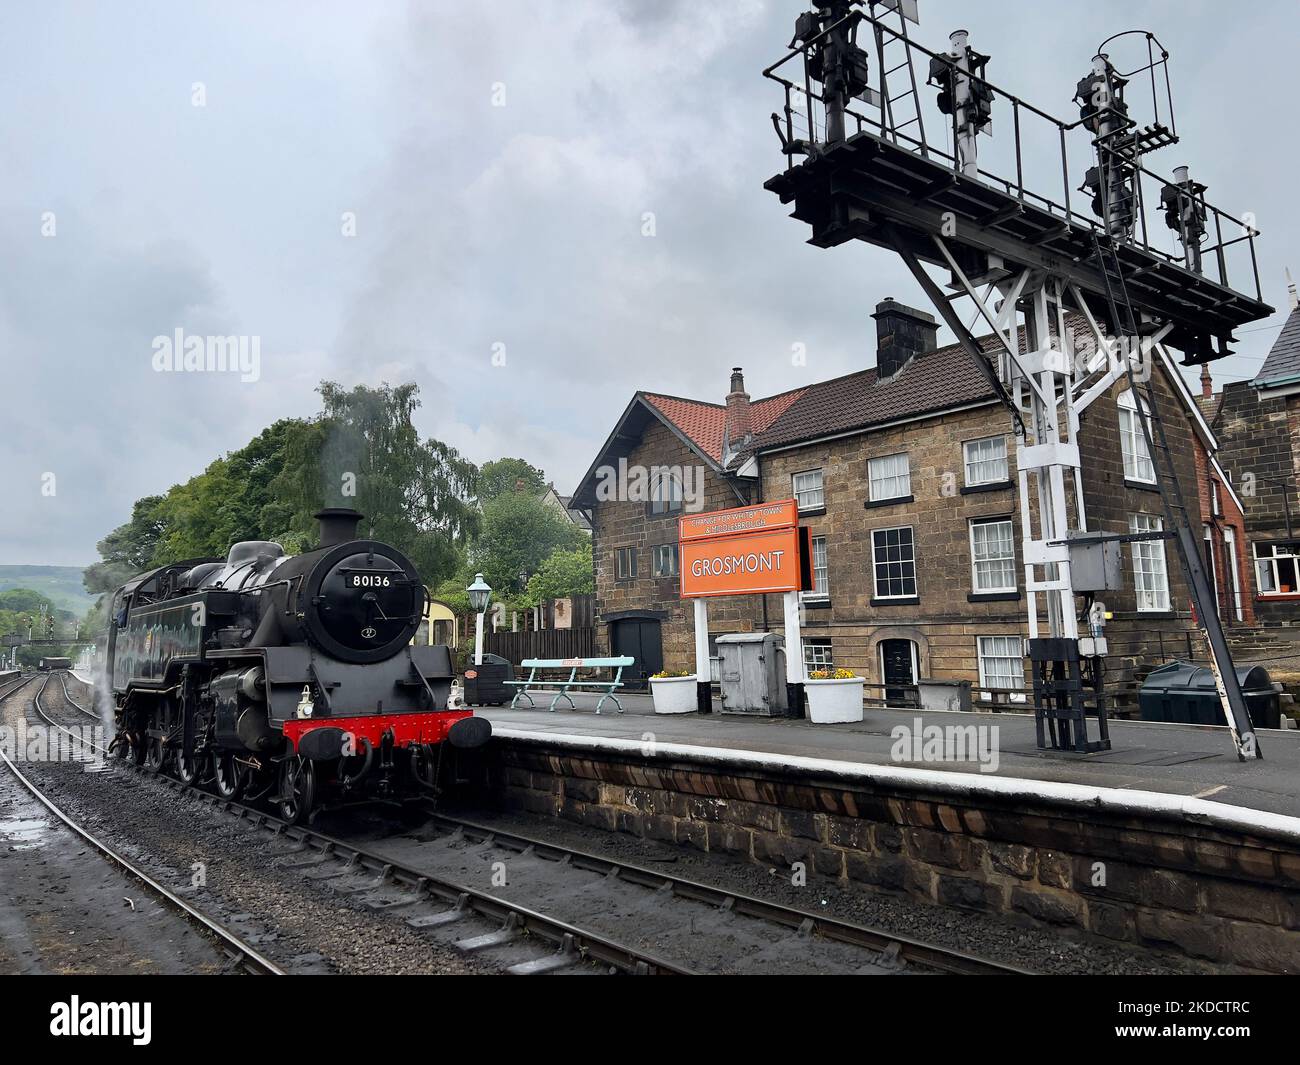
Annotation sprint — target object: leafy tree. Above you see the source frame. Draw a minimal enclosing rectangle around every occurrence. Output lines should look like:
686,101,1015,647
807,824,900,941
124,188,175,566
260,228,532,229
83,495,168,595
472,488,586,596
477,457,546,503
522,543,595,606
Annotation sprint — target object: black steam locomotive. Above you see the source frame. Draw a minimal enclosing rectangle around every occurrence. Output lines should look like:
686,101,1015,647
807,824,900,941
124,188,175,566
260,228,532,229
105,508,490,822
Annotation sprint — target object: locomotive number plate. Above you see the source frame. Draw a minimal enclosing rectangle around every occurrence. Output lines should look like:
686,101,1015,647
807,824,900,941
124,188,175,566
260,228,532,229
348,572,394,588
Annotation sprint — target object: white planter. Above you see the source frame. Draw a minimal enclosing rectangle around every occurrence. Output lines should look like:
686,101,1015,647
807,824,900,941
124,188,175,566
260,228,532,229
804,677,865,723
650,675,698,714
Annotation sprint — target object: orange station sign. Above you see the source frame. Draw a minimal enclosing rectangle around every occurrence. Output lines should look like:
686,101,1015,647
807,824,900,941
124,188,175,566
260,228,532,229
678,500,811,598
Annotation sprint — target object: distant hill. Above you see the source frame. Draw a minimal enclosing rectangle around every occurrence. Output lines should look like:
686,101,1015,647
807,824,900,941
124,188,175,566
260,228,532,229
0,566,98,615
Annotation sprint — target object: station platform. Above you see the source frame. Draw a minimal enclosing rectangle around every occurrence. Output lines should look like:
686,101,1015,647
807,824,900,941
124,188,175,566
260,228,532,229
477,693,1300,824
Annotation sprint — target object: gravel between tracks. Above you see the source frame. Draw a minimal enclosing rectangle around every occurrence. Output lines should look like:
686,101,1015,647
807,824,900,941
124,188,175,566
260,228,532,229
14,676,490,975
431,807,1239,976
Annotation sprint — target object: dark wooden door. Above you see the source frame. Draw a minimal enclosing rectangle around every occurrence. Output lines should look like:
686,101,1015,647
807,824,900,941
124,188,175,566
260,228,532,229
611,619,663,689
880,639,916,704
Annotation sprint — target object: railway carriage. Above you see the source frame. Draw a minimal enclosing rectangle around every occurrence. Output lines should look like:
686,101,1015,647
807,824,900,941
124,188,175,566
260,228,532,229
105,508,490,822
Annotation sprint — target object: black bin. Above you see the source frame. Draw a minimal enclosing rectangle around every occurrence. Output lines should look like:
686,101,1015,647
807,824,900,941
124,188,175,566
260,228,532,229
1139,660,1281,730
464,653,514,706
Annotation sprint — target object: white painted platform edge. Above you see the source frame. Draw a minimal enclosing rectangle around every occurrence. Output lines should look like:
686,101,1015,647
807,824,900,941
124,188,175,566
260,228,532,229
70,670,94,686
492,727,1300,843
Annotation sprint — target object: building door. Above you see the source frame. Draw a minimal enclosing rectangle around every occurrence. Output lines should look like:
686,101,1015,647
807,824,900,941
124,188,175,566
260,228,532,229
610,619,663,689
879,639,917,705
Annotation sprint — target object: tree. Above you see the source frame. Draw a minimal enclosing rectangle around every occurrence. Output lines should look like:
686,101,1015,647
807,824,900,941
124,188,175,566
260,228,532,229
522,543,595,606
477,457,546,503
83,495,168,595
473,488,586,596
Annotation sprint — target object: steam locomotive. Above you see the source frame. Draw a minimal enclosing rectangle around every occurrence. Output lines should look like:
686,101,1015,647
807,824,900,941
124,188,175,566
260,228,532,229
105,508,490,822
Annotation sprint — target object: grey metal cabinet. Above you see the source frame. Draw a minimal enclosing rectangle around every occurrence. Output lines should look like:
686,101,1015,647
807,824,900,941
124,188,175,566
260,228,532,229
716,633,790,716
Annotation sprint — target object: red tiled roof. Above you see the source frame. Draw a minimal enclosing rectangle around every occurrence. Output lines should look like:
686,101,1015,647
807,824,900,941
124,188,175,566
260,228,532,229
643,388,807,465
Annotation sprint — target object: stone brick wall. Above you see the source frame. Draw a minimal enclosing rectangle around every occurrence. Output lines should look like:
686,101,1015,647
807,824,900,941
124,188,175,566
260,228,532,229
1214,382,1299,625
591,418,764,668
486,738,1300,972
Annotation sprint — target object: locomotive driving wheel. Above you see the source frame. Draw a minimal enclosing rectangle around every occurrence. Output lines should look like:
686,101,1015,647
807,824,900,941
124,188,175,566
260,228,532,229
212,753,247,799
278,755,315,824
144,736,166,773
176,747,201,785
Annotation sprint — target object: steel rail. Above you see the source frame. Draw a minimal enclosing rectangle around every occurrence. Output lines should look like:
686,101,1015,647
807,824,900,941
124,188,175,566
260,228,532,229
53,674,1027,975
42,673,693,976
0,674,284,975
422,810,1031,977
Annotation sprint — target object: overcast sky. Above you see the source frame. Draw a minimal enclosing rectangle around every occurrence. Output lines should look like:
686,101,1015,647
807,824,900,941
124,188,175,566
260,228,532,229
2,0,1295,567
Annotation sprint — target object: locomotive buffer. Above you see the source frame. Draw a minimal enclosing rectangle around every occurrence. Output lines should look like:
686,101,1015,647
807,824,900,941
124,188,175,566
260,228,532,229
763,1,1270,759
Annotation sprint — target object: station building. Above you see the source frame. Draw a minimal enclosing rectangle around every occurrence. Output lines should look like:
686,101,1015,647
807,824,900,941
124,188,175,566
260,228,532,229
572,300,1233,705
1210,292,1300,627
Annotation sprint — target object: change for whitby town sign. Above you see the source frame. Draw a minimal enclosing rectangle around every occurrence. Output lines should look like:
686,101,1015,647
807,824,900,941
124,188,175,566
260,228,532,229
678,499,812,598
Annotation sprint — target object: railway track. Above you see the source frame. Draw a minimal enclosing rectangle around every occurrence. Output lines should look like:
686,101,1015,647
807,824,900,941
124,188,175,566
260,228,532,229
0,673,283,975
42,672,1030,975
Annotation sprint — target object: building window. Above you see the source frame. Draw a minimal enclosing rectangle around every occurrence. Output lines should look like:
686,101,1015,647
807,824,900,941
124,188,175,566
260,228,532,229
1211,479,1222,517
1254,541,1300,596
977,636,1025,691
963,436,1008,486
871,526,917,599
970,519,1016,592
1129,514,1170,611
615,547,638,580
793,468,824,511
651,543,678,578
1118,390,1155,483
1224,527,1244,621
650,470,683,514
803,535,830,600
868,453,911,501
804,638,834,674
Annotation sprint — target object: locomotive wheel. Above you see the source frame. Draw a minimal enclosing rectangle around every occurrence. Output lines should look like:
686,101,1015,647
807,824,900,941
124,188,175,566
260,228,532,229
213,753,246,799
176,748,201,785
278,756,315,825
144,737,165,773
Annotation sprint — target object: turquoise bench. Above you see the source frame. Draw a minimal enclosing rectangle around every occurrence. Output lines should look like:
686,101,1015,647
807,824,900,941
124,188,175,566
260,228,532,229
504,656,633,714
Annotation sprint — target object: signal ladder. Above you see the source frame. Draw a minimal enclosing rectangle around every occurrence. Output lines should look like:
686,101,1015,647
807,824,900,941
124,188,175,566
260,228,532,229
870,1,927,151
1091,230,1261,760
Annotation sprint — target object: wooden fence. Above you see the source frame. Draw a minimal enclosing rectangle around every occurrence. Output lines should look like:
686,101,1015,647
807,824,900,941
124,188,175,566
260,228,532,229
485,627,597,664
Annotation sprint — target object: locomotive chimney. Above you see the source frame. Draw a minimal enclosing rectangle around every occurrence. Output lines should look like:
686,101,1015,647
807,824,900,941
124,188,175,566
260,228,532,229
315,508,364,547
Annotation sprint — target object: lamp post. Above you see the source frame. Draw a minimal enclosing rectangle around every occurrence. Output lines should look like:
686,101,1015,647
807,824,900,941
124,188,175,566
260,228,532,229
467,573,492,666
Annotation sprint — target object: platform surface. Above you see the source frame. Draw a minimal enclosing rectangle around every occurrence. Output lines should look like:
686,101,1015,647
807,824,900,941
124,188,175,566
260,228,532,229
478,694,1300,819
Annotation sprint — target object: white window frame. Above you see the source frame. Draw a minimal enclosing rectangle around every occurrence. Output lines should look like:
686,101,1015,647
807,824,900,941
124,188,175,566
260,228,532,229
792,468,825,512
1254,540,1300,597
615,546,637,580
871,525,917,599
977,635,1026,696
651,543,678,578
650,470,683,515
804,638,834,674
801,534,830,601
963,435,1009,487
969,518,1016,593
1118,390,1156,484
1129,513,1170,611
1223,527,1243,621
868,453,911,501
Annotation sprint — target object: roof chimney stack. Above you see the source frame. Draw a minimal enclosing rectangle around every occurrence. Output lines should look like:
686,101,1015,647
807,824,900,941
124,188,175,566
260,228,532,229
725,367,753,451
872,298,938,379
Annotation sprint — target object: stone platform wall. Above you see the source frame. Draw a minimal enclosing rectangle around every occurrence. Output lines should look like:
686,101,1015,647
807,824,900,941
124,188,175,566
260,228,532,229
472,737,1300,973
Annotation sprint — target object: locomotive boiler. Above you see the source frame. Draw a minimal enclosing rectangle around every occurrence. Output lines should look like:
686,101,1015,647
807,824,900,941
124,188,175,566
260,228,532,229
105,508,490,822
